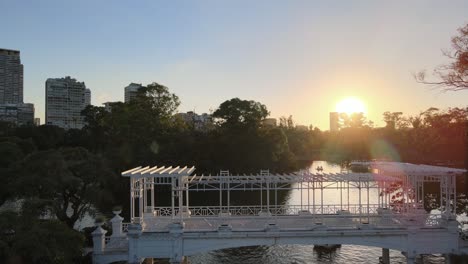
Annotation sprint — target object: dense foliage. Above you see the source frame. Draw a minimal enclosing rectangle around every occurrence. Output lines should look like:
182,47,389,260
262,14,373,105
0,81,466,262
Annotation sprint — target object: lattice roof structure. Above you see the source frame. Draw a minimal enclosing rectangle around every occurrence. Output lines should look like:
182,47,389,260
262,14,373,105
122,165,196,179
351,161,466,177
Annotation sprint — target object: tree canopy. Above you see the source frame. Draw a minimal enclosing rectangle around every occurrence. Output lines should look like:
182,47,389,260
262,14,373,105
13,147,116,228
213,98,269,129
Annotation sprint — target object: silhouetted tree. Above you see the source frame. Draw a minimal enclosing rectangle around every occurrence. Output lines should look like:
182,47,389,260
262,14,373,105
416,23,468,91
13,147,117,228
213,98,269,129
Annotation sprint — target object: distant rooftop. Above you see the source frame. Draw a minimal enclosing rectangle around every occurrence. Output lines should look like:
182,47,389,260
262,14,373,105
0,48,20,55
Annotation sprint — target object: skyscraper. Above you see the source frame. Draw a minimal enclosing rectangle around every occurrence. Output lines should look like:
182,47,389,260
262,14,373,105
0,48,34,125
330,112,339,131
0,48,23,104
124,83,143,103
45,76,90,129
85,88,91,106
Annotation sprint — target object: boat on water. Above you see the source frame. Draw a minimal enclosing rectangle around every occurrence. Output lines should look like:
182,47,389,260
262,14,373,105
313,244,341,250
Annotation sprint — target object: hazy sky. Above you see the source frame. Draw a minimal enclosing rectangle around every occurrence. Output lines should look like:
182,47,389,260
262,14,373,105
1,0,468,129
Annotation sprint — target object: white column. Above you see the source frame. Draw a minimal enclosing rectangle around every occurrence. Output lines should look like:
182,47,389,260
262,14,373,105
130,178,134,221
312,180,316,215
92,226,107,253
266,175,270,212
110,212,124,237
176,176,183,222
139,179,143,218
227,175,231,213
151,177,155,213
340,181,343,210
320,181,324,216
143,178,147,213
300,181,303,210
359,178,362,223
171,177,175,219
347,180,350,209
367,182,370,221
219,178,223,210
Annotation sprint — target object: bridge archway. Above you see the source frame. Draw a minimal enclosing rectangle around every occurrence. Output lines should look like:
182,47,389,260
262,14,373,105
183,244,405,263
182,236,408,257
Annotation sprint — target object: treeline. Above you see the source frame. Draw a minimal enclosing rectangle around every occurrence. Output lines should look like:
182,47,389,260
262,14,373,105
322,108,468,166
0,82,466,263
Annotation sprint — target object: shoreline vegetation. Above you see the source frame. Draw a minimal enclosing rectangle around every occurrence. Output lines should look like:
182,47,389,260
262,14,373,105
0,84,467,263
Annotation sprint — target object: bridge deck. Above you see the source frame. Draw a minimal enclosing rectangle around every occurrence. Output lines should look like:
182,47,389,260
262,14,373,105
140,213,441,233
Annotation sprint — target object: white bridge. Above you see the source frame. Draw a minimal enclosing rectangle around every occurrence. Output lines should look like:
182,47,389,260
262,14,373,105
92,162,467,264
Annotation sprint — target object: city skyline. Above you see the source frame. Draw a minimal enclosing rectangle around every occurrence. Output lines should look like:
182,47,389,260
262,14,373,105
1,1,468,129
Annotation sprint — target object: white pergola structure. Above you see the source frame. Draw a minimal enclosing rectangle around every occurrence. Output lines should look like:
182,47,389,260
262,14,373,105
122,166,196,221
121,162,465,224
354,161,465,215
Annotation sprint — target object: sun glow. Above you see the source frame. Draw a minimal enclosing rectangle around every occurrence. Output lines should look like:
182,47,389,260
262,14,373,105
335,97,366,115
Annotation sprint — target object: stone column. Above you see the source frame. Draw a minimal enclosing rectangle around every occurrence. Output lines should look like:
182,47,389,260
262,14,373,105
128,223,143,264
110,211,124,237
92,225,107,253
169,223,184,264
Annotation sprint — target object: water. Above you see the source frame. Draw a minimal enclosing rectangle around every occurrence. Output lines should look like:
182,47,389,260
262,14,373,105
185,161,445,264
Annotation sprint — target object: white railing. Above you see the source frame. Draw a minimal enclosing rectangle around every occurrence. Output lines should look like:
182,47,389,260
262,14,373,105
153,204,382,217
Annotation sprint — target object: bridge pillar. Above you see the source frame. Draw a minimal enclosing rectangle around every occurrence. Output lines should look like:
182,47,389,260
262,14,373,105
169,223,184,264
110,211,124,238
128,223,143,264
92,225,107,253
381,248,390,264
444,254,452,264
169,256,186,264
406,256,415,264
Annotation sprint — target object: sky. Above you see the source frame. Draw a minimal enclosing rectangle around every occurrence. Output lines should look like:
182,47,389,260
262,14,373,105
1,0,468,129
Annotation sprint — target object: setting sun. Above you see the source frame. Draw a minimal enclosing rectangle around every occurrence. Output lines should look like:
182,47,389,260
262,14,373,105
335,97,366,115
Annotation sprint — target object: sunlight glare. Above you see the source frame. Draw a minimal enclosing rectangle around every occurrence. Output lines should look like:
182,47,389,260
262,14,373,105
335,97,366,115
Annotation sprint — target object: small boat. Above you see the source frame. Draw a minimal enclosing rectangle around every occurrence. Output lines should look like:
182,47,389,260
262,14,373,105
314,244,341,250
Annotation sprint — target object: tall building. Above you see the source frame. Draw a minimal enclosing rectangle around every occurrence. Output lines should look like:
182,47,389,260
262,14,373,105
0,48,35,125
176,111,213,131
262,118,277,127
45,76,90,129
0,48,23,104
84,88,91,106
330,112,339,131
124,83,143,103
0,103,34,126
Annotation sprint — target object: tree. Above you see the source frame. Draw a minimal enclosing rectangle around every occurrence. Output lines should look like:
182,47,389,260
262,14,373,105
213,98,269,129
339,112,368,128
416,23,468,91
0,203,85,264
383,112,406,129
13,147,117,228
133,82,180,119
